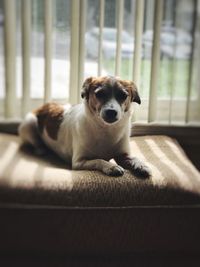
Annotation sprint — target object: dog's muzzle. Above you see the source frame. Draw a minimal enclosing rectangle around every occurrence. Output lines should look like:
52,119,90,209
102,108,118,123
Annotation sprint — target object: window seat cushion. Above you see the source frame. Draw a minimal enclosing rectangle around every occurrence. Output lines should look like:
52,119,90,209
0,132,200,255
0,133,200,207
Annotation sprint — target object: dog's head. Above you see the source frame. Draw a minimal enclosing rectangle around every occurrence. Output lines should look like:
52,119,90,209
81,76,141,125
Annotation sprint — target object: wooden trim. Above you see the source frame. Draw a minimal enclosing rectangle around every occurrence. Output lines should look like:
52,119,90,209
131,123,200,136
0,120,21,135
1,203,200,209
0,120,199,142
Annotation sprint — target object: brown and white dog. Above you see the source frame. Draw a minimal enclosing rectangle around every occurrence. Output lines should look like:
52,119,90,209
19,76,151,177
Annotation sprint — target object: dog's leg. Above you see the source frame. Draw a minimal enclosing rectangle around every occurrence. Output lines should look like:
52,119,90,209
73,159,124,176
18,113,46,155
114,153,151,178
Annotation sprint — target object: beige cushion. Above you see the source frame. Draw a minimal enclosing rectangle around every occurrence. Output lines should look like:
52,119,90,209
0,133,200,206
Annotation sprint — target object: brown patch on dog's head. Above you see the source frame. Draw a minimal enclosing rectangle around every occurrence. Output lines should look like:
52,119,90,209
81,76,106,99
34,103,64,140
117,78,141,105
81,76,109,114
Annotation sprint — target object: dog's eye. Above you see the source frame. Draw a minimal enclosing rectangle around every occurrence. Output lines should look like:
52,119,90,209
94,88,105,99
116,90,129,102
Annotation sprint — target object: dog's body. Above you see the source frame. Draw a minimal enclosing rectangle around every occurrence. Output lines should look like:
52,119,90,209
19,76,151,177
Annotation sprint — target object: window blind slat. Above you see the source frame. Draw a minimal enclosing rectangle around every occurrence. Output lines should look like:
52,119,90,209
132,0,144,122
168,60,176,124
98,0,105,76
78,0,87,101
196,0,200,118
69,0,80,104
4,0,16,118
168,0,178,124
21,0,31,117
115,0,124,76
185,0,198,123
148,0,164,123
44,0,53,103
132,0,144,85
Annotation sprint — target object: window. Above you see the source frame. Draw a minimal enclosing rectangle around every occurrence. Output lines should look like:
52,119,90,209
0,0,200,125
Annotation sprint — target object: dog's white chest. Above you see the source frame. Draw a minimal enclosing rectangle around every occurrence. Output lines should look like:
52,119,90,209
81,130,120,160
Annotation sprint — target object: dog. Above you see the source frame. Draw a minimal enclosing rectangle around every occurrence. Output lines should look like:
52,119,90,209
18,76,151,177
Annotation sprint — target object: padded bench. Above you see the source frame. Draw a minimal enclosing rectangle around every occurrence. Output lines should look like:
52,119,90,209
0,133,200,256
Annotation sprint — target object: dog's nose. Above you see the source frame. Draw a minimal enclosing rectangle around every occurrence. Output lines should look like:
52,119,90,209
104,109,118,123
106,109,117,118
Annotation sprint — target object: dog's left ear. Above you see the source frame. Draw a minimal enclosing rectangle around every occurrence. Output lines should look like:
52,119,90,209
120,79,141,104
118,79,141,105
130,81,141,104
81,76,94,100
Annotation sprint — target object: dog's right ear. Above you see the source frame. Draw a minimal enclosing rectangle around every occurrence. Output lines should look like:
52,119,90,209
81,77,94,100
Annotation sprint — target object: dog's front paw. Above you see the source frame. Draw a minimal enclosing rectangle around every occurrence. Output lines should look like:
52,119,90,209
103,165,125,176
130,157,151,178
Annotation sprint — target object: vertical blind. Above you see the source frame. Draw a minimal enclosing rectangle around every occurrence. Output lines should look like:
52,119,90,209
0,0,200,124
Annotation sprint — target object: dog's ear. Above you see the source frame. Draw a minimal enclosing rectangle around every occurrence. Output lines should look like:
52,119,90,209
130,81,141,104
81,77,94,100
119,79,141,104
